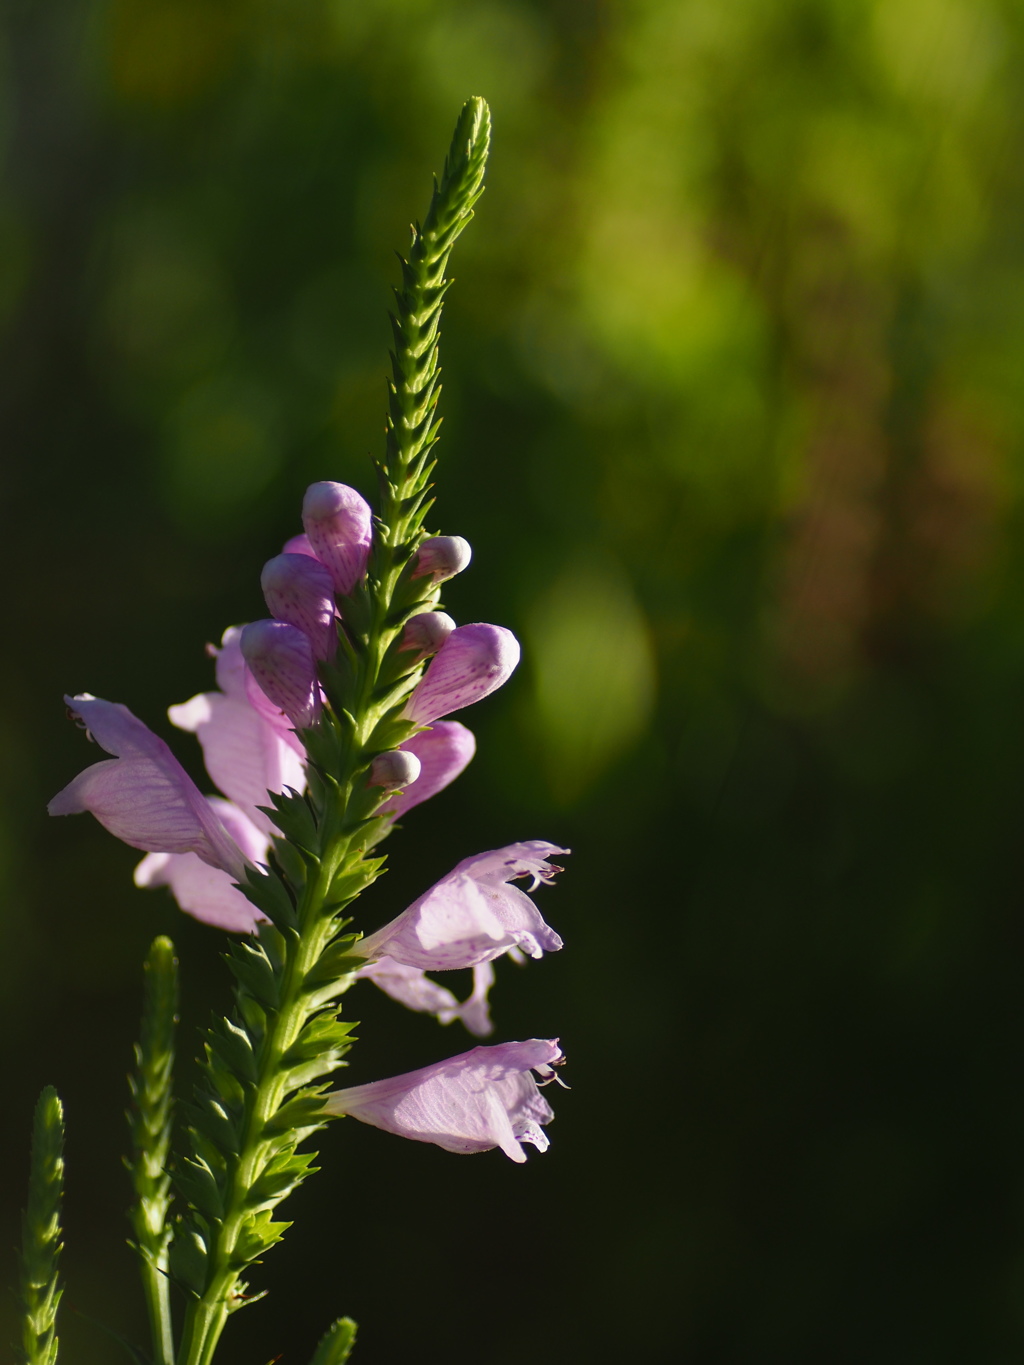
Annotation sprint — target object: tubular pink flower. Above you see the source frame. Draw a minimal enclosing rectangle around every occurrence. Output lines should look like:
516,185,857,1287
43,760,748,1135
240,620,320,730
411,535,472,583
261,553,338,661
301,481,372,593
382,721,476,818
169,627,306,835
356,958,495,1037
368,750,421,791
48,695,249,879
399,610,456,661
405,623,521,725
135,799,268,933
359,840,566,970
323,1039,564,1161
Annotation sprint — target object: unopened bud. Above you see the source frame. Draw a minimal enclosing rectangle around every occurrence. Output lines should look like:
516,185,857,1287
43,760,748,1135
400,611,456,660
301,481,373,594
261,553,337,661
240,620,320,729
405,623,521,725
412,535,472,584
369,749,422,791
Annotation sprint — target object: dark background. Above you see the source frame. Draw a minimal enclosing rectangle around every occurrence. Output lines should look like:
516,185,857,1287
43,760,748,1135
4,1,1024,1361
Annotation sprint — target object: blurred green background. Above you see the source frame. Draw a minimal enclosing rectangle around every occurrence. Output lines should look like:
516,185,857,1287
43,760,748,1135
4,0,1024,1360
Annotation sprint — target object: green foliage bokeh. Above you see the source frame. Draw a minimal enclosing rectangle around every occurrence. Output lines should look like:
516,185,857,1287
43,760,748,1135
4,0,1024,1360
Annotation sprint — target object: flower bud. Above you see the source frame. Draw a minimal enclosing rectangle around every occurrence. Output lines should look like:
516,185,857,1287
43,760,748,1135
381,722,476,819
368,749,422,791
405,623,521,725
260,553,338,661
399,611,456,661
240,620,319,729
411,535,472,583
301,481,372,594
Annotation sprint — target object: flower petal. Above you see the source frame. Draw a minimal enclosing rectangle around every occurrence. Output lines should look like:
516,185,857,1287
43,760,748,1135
135,799,268,932
134,797,270,933
323,1039,563,1160
168,691,305,834
48,695,248,878
359,840,566,970
357,957,495,1036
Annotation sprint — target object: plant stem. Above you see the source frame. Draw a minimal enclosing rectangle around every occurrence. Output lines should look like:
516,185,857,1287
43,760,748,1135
128,937,178,1365
18,1087,65,1365
176,859,346,1365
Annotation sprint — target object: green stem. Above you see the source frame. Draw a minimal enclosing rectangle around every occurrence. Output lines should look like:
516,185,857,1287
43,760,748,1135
177,861,344,1365
128,937,178,1365
18,1087,65,1365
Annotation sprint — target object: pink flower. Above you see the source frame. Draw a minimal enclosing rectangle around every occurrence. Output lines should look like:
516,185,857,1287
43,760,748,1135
357,958,495,1037
405,623,520,725
383,721,476,819
168,626,306,834
240,620,320,729
261,553,338,661
48,695,249,880
323,1039,564,1161
135,799,268,933
301,481,372,593
359,841,566,970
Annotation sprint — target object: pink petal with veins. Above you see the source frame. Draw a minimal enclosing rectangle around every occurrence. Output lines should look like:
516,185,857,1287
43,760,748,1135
323,1039,564,1160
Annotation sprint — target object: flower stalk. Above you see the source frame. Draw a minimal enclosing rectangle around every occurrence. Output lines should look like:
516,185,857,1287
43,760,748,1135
41,93,569,1365
17,1087,65,1365
169,97,494,1365
127,936,179,1365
